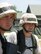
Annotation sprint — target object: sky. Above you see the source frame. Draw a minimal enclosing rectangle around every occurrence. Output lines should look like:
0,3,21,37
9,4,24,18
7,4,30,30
0,0,41,12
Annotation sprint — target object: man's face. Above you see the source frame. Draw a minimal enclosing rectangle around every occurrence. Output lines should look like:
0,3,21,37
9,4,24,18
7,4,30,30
0,13,15,30
23,23,35,32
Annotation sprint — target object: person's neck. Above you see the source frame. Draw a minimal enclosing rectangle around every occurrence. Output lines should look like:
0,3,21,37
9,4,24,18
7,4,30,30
23,30,32,38
0,29,5,36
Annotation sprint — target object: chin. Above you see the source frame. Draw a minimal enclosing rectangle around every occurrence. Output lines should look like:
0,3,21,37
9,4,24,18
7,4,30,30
1,27,11,31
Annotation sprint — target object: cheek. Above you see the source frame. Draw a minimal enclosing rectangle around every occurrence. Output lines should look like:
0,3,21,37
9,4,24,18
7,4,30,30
0,20,3,25
0,19,13,28
0,20,6,25
0,20,9,27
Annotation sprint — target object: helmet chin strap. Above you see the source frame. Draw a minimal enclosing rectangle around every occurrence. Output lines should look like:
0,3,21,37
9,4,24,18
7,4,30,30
23,27,33,33
0,26,12,31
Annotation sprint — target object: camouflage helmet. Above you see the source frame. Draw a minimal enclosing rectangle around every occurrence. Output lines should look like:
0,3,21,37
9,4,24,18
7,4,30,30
19,13,38,26
0,3,17,19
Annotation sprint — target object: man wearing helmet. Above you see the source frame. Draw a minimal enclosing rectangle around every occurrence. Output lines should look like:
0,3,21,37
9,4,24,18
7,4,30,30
17,13,40,54
0,3,18,54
